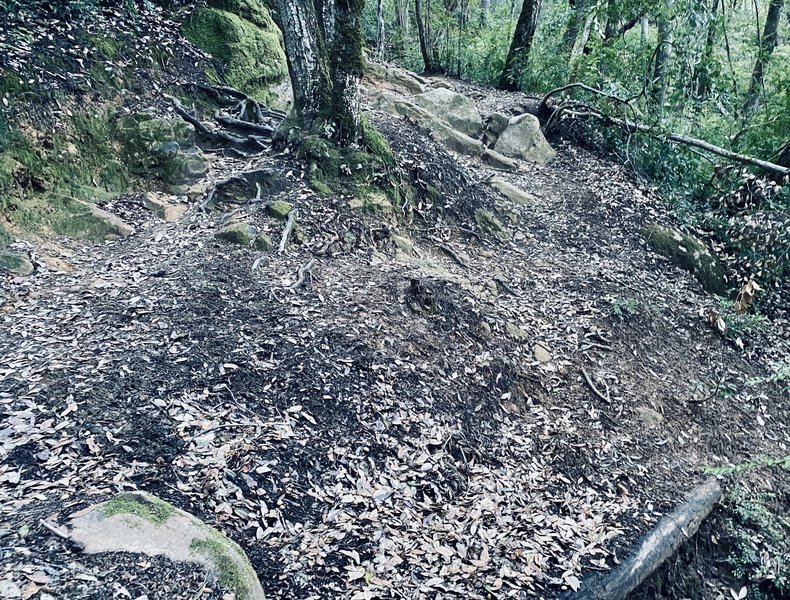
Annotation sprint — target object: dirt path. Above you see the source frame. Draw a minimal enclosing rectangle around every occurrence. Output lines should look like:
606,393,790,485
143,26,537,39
1,89,788,599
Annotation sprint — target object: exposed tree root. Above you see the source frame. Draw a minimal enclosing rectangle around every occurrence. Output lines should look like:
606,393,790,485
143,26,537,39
164,84,286,157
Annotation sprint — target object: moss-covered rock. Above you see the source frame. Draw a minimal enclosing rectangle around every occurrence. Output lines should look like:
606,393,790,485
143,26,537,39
116,115,206,185
475,208,508,240
348,191,394,219
268,200,292,219
641,223,727,295
0,251,33,275
181,1,287,102
254,232,273,251
215,222,256,245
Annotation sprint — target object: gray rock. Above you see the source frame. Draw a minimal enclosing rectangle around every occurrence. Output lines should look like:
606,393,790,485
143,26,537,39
532,342,552,363
0,252,34,276
68,492,265,600
474,208,508,240
254,232,273,251
490,177,537,205
412,88,483,138
215,222,256,246
494,114,556,165
486,112,510,137
506,321,529,341
80,201,135,238
481,149,519,172
635,406,663,427
373,91,484,157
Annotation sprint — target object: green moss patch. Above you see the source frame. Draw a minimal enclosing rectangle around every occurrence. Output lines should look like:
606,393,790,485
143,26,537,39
181,1,287,101
190,535,255,600
475,208,508,240
103,492,175,525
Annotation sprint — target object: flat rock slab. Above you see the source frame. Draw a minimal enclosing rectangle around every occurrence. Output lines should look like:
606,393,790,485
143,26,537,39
68,492,265,600
490,177,538,205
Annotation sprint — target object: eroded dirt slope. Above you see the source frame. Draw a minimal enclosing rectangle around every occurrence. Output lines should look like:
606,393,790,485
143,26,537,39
1,87,788,599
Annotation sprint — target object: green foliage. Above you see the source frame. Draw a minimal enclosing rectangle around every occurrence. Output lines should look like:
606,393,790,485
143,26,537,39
711,296,769,343
605,295,640,319
721,488,790,593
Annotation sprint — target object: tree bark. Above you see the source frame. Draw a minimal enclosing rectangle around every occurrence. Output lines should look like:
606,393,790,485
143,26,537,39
692,0,720,99
640,14,648,43
744,0,784,114
395,0,409,36
561,0,586,55
650,1,674,111
499,0,541,90
480,0,490,25
603,0,618,41
275,0,364,145
415,0,437,73
376,0,385,61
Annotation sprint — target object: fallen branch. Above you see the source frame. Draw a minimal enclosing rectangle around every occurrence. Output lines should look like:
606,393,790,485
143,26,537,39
279,209,298,253
290,258,316,290
568,478,722,600
538,86,790,176
581,368,611,403
40,519,69,539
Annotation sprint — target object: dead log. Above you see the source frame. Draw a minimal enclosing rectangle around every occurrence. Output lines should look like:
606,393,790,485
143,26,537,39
568,477,722,600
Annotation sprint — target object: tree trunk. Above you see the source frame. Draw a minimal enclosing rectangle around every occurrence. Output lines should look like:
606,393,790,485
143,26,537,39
275,0,364,145
376,0,385,61
650,1,674,111
395,0,409,36
561,0,586,55
499,0,541,90
640,14,648,43
694,0,720,99
744,0,784,114
415,0,437,72
480,0,490,25
603,0,618,41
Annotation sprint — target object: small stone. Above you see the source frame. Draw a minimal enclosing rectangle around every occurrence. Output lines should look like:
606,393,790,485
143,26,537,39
479,321,493,339
254,233,273,251
68,492,265,600
506,321,529,341
0,252,34,276
532,342,552,363
268,200,293,219
215,223,255,246
635,406,663,427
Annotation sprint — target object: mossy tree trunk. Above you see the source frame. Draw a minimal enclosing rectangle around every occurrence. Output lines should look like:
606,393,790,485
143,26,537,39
275,0,364,145
499,0,541,91
744,0,784,115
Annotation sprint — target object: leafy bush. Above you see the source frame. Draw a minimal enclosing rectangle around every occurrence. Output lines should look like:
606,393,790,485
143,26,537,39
723,488,790,594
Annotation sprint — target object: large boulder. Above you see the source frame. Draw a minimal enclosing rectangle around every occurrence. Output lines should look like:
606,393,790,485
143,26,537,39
641,224,728,294
68,492,265,600
0,252,34,275
412,88,483,138
372,92,484,158
493,114,556,165
181,0,288,103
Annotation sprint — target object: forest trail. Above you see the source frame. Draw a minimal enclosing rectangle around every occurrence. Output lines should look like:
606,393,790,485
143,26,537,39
1,75,788,599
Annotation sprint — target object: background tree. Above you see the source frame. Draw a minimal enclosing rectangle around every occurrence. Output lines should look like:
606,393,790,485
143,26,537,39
744,0,785,114
500,0,541,90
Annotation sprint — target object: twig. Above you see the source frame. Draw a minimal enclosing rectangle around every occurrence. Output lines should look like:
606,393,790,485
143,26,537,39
581,368,611,403
40,519,69,539
432,239,468,268
279,209,298,253
290,258,316,291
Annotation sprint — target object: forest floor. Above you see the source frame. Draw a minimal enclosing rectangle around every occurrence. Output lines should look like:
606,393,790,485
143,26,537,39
1,53,789,599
